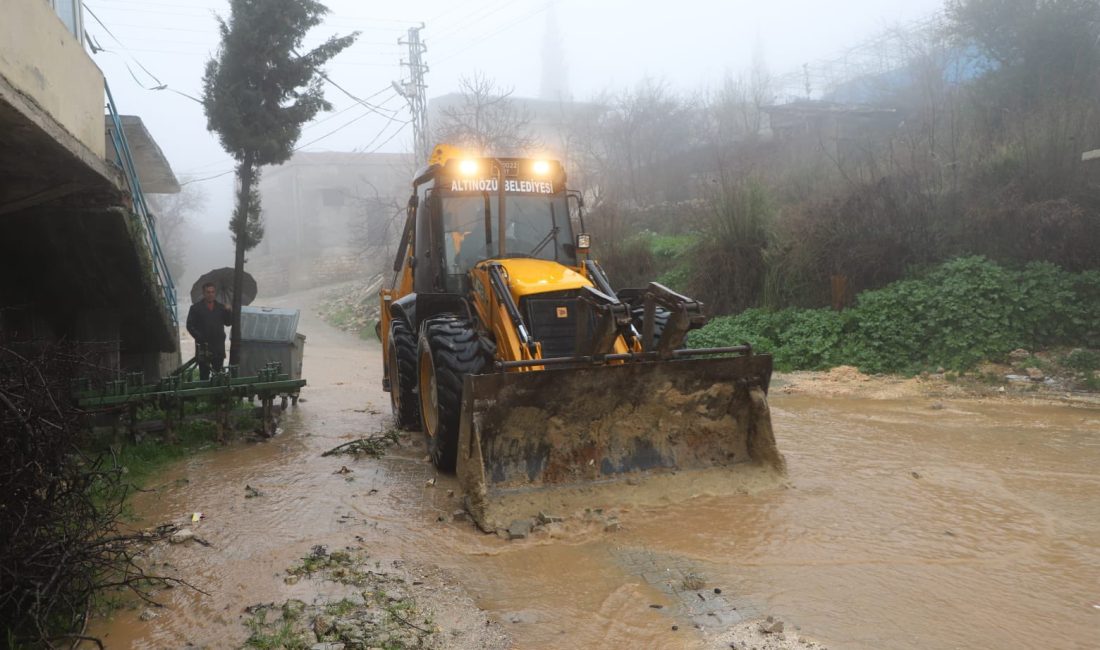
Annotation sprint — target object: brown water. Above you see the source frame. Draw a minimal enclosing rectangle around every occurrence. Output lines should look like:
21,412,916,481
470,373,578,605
90,289,1100,649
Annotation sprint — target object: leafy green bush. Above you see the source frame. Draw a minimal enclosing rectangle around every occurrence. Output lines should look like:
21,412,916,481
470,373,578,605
1062,349,1100,372
649,233,697,293
689,308,844,371
690,256,1100,374
690,308,782,356
598,231,657,290
772,309,847,370
1070,271,1100,347
848,257,1026,372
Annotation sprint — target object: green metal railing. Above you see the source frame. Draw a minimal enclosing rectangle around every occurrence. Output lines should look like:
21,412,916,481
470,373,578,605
104,81,178,328
73,361,305,407
74,361,306,438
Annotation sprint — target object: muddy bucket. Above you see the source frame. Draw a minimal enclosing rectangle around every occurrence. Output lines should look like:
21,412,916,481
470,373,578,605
456,353,785,531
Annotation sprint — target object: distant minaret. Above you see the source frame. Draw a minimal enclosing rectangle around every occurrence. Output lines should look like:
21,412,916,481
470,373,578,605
540,6,570,101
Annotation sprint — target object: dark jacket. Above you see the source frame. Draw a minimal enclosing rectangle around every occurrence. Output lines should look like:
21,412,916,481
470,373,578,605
186,300,232,355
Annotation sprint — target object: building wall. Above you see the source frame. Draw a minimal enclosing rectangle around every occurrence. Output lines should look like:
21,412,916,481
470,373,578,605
253,152,412,293
0,0,105,157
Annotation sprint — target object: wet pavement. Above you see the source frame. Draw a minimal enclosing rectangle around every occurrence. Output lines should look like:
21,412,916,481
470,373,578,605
89,288,1100,649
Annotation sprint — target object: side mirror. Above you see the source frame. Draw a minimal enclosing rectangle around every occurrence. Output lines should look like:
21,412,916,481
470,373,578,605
568,192,587,236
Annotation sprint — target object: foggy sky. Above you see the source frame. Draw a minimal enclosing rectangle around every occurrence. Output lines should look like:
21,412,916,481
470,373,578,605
85,0,945,234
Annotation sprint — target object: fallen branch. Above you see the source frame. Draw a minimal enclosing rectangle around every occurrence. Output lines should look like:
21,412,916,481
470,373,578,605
322,431,399,458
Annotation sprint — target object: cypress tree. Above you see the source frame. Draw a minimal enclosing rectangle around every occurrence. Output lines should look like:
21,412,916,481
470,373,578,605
202,0,356,364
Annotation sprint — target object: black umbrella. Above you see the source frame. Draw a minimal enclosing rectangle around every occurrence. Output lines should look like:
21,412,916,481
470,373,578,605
190,267,258,306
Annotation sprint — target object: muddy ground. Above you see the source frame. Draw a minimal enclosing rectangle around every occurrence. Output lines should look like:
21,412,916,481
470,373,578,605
86,287,1100,649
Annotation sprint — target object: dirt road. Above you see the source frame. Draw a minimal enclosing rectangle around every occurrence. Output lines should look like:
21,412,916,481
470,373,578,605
90,287,1100,649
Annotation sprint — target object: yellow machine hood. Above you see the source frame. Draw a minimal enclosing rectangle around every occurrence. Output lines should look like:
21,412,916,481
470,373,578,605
492,258,592,302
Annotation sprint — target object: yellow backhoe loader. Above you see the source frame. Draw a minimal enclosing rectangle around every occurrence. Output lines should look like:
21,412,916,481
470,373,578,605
379,145,784,530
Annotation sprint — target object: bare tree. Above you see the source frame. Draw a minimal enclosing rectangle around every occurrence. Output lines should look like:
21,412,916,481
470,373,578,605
706,48,774,151
433,72,539,155
147,183,207,283
565,79,697,207
349,178,405,279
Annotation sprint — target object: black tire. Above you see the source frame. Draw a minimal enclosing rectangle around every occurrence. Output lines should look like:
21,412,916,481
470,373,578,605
388,319,420,429
632,307,672,349
417,318,487,471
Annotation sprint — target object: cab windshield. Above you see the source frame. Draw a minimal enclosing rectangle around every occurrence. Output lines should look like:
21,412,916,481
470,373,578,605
440,193,575,282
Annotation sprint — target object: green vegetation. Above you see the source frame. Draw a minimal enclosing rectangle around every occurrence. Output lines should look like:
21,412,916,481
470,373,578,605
245,606,309,650
690,257,1100,375
108,418,217,488
1062,348,1100,372
649,233,697,291
287,548,355,578
243,547,435,649
583,1,1100,321
316,283,379,340
322,301,374,340
91,401,256,492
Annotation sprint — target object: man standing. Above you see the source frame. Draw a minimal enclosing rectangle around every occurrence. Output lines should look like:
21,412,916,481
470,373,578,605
186,282,232,380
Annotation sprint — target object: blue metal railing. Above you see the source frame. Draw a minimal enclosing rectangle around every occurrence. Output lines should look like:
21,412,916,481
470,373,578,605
104,81,179,329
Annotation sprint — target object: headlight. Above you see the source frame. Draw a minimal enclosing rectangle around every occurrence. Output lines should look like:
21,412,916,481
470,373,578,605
459,159,479,176
576,233,591,251
532,160,551,175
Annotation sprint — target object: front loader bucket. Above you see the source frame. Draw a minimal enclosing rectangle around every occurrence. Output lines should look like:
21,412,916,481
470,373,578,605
456,354,785,531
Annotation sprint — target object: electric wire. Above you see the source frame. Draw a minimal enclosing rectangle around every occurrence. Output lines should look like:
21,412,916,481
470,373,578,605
180,90,401,175
85,0,418,187
432,1,555,64
84,1,204,102
180,97,409,184
92,0,423,24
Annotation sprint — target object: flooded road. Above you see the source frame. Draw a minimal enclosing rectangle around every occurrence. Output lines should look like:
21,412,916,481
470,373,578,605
91,288,1100,649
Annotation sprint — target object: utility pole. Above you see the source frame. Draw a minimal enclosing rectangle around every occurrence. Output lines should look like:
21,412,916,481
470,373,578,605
394,24,430,166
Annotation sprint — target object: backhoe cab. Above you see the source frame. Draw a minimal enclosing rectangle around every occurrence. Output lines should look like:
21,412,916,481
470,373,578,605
378,144,783,530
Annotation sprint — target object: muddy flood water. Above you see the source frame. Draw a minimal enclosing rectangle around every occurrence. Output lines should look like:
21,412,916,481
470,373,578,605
89,289,1100,649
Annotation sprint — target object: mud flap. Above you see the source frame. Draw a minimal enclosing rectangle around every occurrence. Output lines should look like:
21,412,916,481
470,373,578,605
456,354,785,531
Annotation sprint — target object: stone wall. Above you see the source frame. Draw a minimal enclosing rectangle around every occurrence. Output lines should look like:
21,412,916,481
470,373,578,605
250,248,367,298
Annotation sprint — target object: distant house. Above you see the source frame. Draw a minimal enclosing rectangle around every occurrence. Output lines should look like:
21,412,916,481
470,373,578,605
253,151,414,293
764,100,904,165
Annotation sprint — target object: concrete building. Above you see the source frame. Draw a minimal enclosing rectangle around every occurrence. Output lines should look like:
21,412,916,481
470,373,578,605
0,0,180,377
253,151,413,294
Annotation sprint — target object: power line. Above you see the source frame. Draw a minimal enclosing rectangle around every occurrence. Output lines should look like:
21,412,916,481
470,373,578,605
309,92,397,129
96,46,401,68
93,0,425,24
313,70,406,121
181,99,409,182
427,0,514,44
432,1,555,64
83,2,203,102
179,169,235,186
363,121,412,154
295,106,404,151
95,33,406,50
